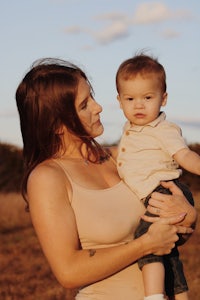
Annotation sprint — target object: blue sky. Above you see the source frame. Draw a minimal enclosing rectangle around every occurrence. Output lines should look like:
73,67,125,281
0,0,200,147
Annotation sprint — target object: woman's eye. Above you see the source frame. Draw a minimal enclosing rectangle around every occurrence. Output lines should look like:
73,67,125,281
81,101,88,110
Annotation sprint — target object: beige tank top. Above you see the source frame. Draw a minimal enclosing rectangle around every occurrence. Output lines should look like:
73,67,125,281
55,160,145,300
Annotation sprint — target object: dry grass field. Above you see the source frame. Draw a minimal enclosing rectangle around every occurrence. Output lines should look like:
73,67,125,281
0,142,199,299
0,192,199,300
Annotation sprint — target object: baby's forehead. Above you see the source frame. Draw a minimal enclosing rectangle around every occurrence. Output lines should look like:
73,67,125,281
119,75,165,95
118,71,160,83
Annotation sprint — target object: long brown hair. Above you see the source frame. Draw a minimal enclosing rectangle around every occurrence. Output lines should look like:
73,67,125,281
16,58,109,206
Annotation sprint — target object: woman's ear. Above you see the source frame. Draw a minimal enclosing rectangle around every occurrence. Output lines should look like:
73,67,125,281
56,125,65,135
161,92,168,107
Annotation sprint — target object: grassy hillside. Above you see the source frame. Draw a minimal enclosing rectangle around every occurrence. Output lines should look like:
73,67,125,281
1,141,199,193
0,143,23,193
0,142,199,299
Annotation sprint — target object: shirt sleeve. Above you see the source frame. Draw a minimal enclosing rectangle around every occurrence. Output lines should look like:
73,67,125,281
156,121,188,157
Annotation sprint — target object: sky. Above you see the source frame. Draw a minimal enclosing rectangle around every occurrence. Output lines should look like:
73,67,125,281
0,0,200,148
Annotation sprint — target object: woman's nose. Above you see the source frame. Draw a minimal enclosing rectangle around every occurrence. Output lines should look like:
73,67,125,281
93,100,102,113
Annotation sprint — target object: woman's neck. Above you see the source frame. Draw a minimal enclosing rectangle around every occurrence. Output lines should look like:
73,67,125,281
58,140,89,160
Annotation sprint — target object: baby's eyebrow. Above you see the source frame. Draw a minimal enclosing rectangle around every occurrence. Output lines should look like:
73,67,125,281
123,94,133,97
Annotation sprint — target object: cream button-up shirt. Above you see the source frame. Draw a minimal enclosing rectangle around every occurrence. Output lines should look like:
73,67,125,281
117,112,188,199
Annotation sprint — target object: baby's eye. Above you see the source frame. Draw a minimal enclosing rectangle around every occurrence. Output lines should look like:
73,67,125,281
127,97,134,101
145,96,151,101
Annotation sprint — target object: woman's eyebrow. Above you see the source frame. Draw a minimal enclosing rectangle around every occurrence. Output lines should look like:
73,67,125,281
78,97,88,109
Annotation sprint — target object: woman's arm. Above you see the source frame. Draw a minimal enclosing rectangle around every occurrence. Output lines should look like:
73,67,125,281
27,164,191,290
146,180,197,244
147,181,197,227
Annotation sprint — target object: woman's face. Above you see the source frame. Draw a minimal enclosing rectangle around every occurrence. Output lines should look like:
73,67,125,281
75,77,104,138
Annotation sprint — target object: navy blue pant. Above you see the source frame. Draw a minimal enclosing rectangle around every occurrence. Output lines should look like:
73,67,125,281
134,180,194,296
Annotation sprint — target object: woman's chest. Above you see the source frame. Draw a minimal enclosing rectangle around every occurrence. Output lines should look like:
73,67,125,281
71,182,145,248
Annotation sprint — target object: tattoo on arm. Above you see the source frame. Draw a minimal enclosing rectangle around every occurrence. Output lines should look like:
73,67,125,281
88,249,96,257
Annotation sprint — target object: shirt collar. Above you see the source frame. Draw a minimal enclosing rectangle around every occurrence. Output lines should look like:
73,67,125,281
125,111,166,132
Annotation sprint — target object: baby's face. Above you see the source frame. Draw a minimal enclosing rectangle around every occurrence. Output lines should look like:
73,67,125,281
117,74,167,126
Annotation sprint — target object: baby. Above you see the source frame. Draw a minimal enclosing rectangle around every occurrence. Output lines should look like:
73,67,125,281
116,54,200,300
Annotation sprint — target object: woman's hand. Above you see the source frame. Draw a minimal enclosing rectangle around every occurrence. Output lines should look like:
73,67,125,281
142,213,194,256
146,181,197,228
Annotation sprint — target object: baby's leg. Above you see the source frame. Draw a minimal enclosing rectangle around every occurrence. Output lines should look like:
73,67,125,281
164,250,188,298
143,262,165,297
157,181,191,298
135,181,192,300
135,192,165,299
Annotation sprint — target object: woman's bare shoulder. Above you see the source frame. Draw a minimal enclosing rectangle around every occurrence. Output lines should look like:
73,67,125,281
27,159,70,197
29,160,63,182
27,159,74,218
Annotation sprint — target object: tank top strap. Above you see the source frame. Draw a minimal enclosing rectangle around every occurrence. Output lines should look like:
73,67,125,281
53,159,75,187
109,154,117,166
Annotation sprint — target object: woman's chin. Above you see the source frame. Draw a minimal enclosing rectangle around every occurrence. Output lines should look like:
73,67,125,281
93,124,104,138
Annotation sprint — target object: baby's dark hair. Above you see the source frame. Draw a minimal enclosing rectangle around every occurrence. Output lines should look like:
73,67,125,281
116,53,167,93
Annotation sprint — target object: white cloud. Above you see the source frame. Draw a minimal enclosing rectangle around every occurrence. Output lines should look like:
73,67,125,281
132,2,192,24
161,28,180,39
63,2,192,45
93,21,129,44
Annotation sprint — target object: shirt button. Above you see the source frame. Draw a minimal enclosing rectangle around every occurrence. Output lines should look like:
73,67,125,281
125,131,129,135
121,147,125,152
118,162,122,167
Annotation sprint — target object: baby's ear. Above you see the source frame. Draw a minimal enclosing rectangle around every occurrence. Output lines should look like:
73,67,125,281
162,92,168,107
117,95,122,109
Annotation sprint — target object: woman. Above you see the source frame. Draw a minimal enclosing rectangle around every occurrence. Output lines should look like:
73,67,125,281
16,58,196,300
